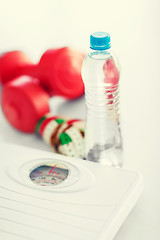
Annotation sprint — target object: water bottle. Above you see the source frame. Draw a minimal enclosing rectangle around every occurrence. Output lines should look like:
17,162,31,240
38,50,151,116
82,32,122,167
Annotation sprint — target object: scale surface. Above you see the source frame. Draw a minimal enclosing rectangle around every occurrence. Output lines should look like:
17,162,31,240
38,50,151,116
0,143,143,240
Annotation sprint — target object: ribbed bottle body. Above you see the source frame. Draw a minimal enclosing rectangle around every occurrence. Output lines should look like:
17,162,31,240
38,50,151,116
82,50,122,166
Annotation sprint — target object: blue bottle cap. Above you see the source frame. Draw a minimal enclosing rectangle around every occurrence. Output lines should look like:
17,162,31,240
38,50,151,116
90,32,111,50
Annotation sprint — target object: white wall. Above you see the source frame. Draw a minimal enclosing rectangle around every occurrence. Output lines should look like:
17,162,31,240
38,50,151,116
0,0,159,56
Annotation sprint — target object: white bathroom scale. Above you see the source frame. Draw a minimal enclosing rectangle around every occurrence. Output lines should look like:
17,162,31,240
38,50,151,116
0,143,143,240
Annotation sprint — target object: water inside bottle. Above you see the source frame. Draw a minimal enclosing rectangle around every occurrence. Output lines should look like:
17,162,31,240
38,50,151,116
82,52,123,166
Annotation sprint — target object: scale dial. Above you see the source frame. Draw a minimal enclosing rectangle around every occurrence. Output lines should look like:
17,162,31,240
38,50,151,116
29,162,69,186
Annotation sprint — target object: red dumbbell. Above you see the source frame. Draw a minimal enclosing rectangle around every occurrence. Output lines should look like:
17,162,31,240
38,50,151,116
0,47,85,99
0,47,85,133
0,51,33,84
1,76,50,132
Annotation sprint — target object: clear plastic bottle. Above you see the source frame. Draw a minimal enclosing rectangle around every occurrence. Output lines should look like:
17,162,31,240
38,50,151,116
82,32,122,167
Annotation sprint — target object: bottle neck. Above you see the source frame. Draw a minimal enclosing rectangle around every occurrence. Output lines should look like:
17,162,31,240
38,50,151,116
88,48,112,60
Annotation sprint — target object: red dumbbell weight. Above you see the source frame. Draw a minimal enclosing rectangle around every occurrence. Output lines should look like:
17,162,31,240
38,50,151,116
1,76,50,133
0,51,33,84
33,47,85,99
0,47,85,99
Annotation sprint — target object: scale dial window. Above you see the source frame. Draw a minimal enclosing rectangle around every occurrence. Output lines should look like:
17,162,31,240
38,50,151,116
29,163,69,186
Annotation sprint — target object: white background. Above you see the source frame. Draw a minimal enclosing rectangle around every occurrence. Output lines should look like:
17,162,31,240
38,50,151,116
0,0,160,239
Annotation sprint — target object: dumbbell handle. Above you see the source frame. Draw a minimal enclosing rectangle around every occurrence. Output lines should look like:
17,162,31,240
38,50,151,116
17,64,41,82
